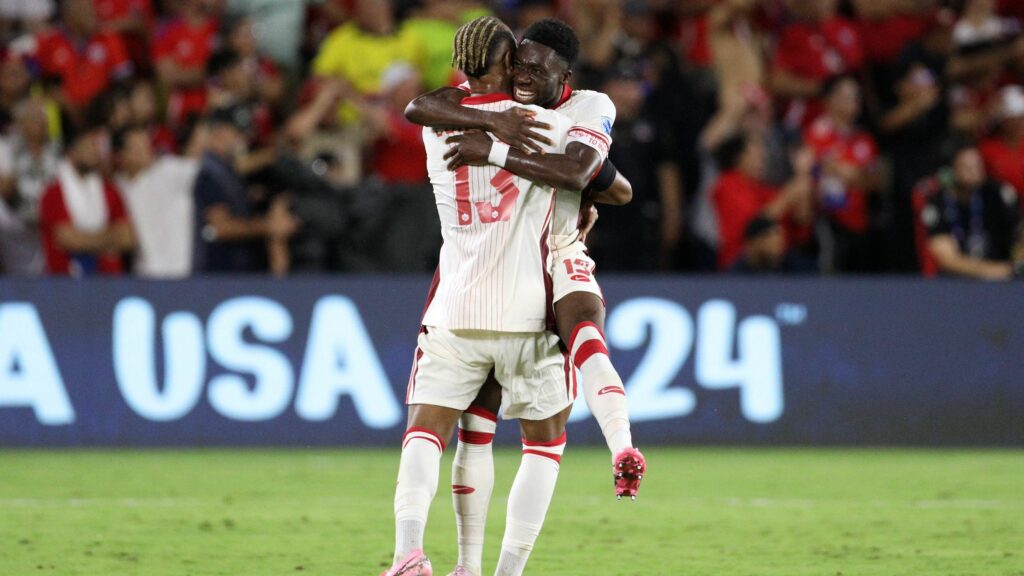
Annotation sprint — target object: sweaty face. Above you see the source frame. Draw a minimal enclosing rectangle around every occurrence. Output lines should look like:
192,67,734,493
512,41,568,108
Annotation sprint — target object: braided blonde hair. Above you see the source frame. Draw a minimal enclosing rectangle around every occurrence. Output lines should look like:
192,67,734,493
451,16,514,78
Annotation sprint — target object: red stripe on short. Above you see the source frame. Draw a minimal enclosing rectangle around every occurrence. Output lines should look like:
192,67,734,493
522,449,562,463
406,347,424,405
458,430,495,445
522,431,567,447
464,405,498,422
573,338,609,369
403,426,446,452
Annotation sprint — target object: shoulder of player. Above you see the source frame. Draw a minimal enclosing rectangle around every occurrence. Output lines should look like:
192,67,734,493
566,89,615,111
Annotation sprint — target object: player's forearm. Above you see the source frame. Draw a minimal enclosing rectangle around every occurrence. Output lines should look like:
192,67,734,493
55,225,126,254
504,148,598,192
590,172,632,206
405,87,488,130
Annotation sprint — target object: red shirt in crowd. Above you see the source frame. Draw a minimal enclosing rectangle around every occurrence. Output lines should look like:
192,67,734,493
33,28,132,106
772,17,864,127
979,136,1024,201
94,0,155,69
152,17,218,125
372,112,427,184
712,170,779,269
804,116,878,234
856,12,932,65
38,179,130,276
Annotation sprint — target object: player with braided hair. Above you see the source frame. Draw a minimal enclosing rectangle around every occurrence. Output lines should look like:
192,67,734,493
384,16,587,576
407,18,645,576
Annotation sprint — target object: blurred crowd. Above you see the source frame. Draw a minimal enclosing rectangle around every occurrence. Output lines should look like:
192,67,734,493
0,0,1023,279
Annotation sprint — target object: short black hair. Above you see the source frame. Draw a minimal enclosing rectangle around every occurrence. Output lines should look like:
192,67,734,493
712,132,750,172
522,18,580,68
111,123,148,153
208,49,243,78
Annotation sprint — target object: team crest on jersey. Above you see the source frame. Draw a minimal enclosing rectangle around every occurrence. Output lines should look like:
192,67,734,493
601,117,613,135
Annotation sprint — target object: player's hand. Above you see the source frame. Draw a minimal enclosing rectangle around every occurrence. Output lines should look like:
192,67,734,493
487,107,552,154
444,130,495,170
578,202,598,243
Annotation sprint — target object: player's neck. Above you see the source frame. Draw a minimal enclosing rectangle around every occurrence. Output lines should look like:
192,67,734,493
466,75,508,98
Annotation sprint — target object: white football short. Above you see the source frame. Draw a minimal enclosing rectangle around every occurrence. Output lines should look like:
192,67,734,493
406,326,574,421
551,238,604,304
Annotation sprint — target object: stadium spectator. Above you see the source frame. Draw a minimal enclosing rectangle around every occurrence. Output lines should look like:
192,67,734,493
880,62,948,271
153,0,221,127
588,64,684,271
0,98,59,275
0,53,32,130
94,0,155,73
729,216,815,274
224,15,284,110
918,144,1022,279
711,130,814,271
0,0,55,36
303,0,422,127
31,0,133,110
226,0,307,71
403,0,488,90
979,85,1024,204
38,117,135,276
114,123,203,278
804,76,880,272
192,105,299,274
128,79,178,155
363,63,427,185
770,0,864,131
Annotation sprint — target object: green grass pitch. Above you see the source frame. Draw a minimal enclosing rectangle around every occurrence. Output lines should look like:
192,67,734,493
1,447,1022,575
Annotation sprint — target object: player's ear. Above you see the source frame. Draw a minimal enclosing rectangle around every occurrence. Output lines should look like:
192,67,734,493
561,67,573,84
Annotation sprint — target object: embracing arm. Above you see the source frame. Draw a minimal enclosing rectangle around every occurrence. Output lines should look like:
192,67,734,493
445,131,603,192
587,159,632,205
406,87,553,153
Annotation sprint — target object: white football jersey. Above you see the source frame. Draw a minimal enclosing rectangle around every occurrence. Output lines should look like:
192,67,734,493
422,93,574,332
549,89,617,251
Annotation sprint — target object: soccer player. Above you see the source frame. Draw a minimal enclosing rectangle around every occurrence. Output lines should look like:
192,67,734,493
405,19,646,576
384,17,581,576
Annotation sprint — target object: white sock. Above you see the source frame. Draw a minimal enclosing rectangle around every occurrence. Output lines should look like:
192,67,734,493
452,406,497,575
394,427,445,563
495,433,567,576
570,322,633,456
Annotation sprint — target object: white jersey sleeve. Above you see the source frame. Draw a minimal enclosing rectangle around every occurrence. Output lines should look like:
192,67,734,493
549,89,618,250
421,94,573,332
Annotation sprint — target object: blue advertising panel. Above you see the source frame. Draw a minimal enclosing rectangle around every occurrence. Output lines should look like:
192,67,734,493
0,277,1021,446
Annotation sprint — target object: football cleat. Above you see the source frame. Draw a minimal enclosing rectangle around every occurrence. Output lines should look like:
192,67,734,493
446,566,478,576
613,447,646,501
380,549,432,576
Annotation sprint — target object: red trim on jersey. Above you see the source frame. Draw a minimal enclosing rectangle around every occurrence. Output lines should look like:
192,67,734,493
522,449,562,463
458,430,495,445
461,92,514,105
403,426,446,452
569,321,606,351
522,431,567,447
573,339,610,368
540,194,556,331
419,266,441,324
406,347,424,404
570,126,612,145
553,84,573,109
465,405,498,422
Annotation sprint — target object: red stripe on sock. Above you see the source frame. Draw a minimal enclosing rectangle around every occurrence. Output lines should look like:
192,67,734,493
452,484,476,494
522,431,567,447
464,405,498,422
573,338,609,368
522,449,562,463
403,426,446,452
568,321,606,350
458,430,494,444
